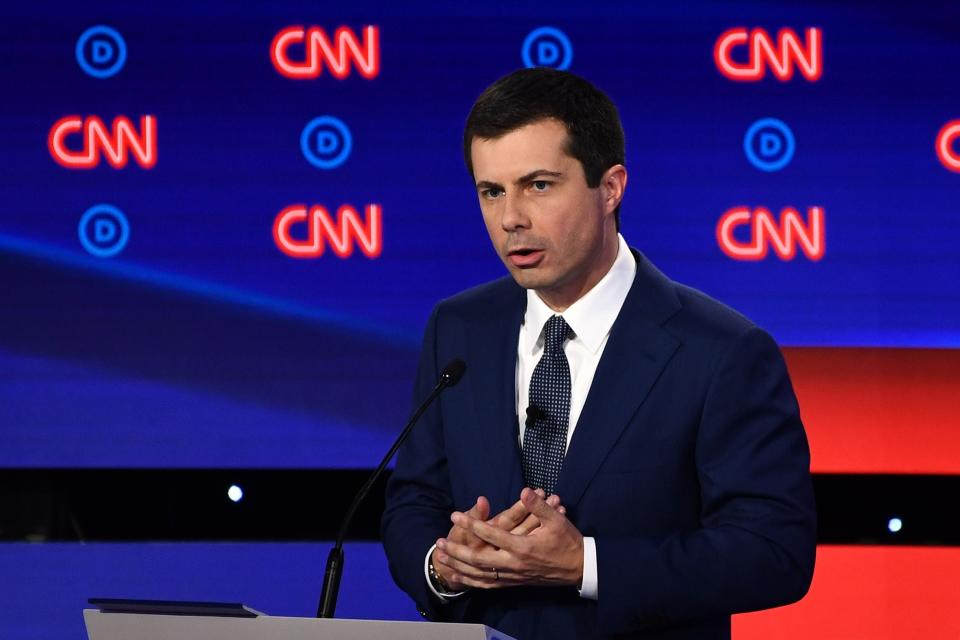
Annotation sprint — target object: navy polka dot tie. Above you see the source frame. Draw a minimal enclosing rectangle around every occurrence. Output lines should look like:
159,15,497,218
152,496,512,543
522,315,572,495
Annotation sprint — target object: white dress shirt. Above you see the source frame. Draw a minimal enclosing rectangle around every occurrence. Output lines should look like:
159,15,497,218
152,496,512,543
426,234,637,602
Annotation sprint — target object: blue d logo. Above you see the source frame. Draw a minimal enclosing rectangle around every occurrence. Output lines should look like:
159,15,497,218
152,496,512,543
94,219,117,243
522,27,573,70
315,131,340,153
300,116,353,170
744,118,795,172
78,204,130,257
76,26,127,79
759,132,782,156
537,41,560,65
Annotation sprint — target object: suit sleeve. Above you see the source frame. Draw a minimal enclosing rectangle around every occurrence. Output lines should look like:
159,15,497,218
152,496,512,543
594,326,816,634
380,304,471,621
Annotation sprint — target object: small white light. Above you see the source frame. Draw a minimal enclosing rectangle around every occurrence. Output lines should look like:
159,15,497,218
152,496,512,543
888,517,902,533
228,485,243,503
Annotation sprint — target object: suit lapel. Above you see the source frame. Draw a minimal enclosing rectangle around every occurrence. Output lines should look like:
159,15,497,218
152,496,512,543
463,280,527,513
555,251,683,509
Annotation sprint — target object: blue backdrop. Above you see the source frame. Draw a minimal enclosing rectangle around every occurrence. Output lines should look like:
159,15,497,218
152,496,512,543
1,0,958,467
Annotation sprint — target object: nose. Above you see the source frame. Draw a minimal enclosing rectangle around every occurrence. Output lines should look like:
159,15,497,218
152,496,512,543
501,192,531,231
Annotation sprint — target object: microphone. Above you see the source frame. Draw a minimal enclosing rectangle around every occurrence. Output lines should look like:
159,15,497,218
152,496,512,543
439,358,466,387
316,358,467,618
525,404,546,430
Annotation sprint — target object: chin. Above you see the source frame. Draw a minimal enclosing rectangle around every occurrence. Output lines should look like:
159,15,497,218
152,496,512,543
507,269,553,291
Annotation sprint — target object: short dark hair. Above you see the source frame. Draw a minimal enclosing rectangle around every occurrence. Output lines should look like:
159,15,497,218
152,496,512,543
463,67,626,228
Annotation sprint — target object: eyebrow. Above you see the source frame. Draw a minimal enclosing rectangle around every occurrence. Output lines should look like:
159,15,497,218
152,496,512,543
476,169,564,191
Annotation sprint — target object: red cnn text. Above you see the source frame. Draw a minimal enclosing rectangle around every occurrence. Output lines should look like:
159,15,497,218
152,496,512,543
271,26,380,79
714,27,822,82
48,115,157,169
716,206,825,261
273,204,382,259
936,120,960,173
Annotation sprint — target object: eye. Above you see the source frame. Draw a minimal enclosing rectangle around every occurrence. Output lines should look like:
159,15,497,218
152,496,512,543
531,180,550,192
482,187,504,199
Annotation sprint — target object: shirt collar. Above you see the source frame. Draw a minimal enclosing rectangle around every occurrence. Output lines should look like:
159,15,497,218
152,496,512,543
521,234,637,355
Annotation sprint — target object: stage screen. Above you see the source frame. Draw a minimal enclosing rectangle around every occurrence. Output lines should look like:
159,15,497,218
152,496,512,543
2,0,958,467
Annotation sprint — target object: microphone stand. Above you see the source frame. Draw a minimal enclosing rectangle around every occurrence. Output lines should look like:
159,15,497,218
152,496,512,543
316,359,466,618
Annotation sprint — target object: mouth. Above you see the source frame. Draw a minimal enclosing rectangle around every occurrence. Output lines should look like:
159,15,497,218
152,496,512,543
507,247,545,268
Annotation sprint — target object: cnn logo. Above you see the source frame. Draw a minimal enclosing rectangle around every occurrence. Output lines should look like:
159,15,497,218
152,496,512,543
271,25,380,79
936,120,960,173
273,204,382,259
48,115,156,169
716,206,825,261
714,27,822,82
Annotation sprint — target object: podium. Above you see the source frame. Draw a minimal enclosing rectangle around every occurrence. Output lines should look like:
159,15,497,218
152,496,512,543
83,609,517,640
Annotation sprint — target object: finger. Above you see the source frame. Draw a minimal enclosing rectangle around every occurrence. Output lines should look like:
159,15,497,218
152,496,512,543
477,496,490,520
488,498,529,531
466,496,490,521
520,486,561,523
449,497,491,547
435,563,476,593
435,549,502,581
451,511,520,551
450,565,528,589
438,535,513,569
448,528,486,550
488,489,560,533
446,522,486,549
509,512,541,535
431,548,462,588
509,493,570,535
456,574,511,589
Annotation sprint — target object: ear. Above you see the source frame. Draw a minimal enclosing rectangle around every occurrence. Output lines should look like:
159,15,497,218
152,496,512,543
600,164,627,216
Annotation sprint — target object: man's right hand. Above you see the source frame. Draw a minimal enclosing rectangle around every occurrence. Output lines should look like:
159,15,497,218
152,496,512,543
432,490,564,592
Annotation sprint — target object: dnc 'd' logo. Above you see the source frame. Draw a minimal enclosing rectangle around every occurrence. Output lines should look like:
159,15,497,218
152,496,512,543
271,25,380,79
522,27,573,70
744,118,795,172
78,203,130,258
300,116,352,170
76,25,126,79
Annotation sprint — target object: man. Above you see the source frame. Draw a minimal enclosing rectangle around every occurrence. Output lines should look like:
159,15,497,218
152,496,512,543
382,67,815,639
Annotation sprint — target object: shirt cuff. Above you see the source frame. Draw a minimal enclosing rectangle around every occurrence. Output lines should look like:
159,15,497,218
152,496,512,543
424,543,469,601
578,536,598,600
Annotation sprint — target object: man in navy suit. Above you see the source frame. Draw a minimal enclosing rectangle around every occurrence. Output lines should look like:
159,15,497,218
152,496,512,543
382,68,816,639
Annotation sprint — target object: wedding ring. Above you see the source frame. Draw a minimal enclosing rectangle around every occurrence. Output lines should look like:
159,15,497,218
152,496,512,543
492,567,500,581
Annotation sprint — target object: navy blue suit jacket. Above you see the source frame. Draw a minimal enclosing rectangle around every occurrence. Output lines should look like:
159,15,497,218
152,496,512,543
382,251,816,639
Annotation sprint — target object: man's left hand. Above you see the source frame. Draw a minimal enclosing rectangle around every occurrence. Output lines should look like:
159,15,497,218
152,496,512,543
435,487,584,589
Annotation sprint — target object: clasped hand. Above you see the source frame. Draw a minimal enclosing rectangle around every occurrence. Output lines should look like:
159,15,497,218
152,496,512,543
433,487,584,590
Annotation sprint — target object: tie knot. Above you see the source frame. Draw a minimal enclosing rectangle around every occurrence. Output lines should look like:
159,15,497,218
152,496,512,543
542,315,571,355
